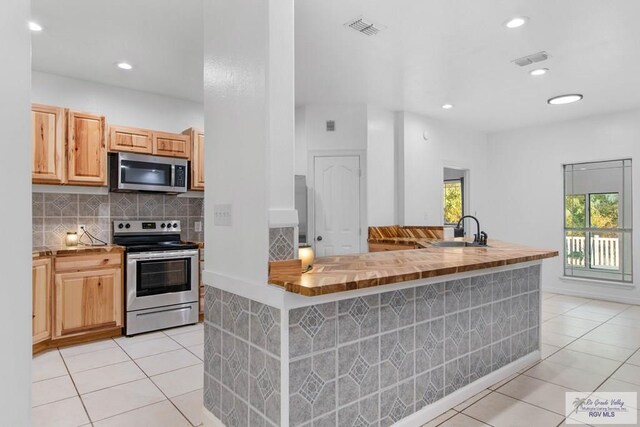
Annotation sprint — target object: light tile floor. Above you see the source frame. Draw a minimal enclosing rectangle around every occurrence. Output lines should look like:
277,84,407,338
32,295,640,427
32,322,204,427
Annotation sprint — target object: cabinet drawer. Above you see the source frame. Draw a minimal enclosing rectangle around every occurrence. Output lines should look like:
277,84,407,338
55,253,122,273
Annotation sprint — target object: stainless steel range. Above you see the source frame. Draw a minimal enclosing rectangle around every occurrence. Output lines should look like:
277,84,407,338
113,220,199,335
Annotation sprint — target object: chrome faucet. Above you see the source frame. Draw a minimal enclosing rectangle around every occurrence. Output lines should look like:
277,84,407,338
455,215,488,246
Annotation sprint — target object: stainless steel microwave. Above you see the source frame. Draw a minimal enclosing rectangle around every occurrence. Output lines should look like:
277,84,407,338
110,152,188,193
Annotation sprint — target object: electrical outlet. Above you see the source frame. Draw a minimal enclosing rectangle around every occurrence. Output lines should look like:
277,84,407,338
213,204,232,226
78,224,86,234
194,221,202,232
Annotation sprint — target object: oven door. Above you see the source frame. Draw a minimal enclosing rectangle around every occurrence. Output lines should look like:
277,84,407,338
126,249,199,312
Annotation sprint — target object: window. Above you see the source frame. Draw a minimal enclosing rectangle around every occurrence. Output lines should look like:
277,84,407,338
444,178,463,225
564,160,632,283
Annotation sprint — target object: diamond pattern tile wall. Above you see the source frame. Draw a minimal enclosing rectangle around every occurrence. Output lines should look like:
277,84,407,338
269,227,295,261
34,192,205,245
207,267,541,427
299,371,324,404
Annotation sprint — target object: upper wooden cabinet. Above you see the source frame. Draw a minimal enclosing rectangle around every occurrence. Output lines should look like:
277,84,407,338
32,257,52,345
32,104,66,184
109,125,152,154
67,110,107,186
184,128,204,191
153,131,190,159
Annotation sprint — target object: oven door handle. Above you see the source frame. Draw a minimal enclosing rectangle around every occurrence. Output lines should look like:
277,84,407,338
136,305,192,317
127,250,198,261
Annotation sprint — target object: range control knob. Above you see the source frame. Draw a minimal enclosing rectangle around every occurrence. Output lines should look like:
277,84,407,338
173,223,179,228
118,223,124,229
161,223,166,228
125,223,131,229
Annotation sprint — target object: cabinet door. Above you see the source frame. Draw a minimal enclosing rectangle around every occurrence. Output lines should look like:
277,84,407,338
152,131,190,159
53,268,122,339
185,128,205,190
32,257,52,345
109,125,152,154
32,104,66,184
67,110,107,186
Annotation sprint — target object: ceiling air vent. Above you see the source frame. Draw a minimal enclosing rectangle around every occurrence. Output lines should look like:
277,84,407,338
326,120,336,132
345,17,384,36
512,51,550,67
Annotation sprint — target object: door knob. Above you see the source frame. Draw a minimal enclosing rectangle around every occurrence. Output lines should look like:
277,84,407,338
317,236,323,241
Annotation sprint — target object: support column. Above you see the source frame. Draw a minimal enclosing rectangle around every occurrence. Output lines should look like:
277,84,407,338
202,0,295,425
0,1,32,425
203,0,296,288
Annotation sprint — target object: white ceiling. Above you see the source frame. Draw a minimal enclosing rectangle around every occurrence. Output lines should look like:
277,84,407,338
32,0,640,132
295,0,640,132
31,0,204,102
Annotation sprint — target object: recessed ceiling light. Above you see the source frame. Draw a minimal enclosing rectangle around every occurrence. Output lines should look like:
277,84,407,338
28,21,43,32
117,62,133,70
530,68,548,76
504,16,528,29
442,104,454,110
547,94,583,105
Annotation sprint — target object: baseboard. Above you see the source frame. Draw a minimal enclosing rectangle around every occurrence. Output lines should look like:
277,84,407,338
395,351,541,427
544,285,640,305
202,407,224,427
201,351,540,427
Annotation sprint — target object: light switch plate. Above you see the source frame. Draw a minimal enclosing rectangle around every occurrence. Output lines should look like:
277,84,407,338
213,204,232,226
194,221,202,232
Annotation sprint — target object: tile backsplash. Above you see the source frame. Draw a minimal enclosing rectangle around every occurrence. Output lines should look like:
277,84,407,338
32,192,205,247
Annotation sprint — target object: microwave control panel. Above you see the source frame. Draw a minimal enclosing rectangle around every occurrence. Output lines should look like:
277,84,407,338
175,165,186,188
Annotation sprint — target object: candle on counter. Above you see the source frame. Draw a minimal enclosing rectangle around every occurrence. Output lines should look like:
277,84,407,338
66,231,79,247
298,244,314,273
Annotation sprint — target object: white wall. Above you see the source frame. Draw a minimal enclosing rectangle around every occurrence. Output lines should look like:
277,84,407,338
398,111,489,226
32,71,204,132
367,106,396,225
294,104,367,175
486,108,640,303
204,0,294,286
0,1,32,424
295,106,308,175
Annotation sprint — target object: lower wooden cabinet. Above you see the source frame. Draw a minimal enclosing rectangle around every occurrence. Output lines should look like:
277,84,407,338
32,257,52,345
53,268,123,339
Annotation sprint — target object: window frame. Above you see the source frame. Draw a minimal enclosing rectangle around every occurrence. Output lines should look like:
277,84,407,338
443,177,464,226
563,159,633,284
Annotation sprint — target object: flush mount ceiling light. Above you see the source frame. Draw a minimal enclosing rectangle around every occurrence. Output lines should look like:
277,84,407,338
117,62,133,70
28,21,43,32
530,68,548,76
504,16,528,28
442,104,454,110
547,94,583,105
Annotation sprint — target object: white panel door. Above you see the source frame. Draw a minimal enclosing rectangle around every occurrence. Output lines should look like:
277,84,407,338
313,155,361,256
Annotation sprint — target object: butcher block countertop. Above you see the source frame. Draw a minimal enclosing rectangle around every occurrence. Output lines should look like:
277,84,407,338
32,244,124,258
269,240,558,296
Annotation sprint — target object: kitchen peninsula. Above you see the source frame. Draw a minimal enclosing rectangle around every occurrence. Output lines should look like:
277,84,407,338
202,240,557,427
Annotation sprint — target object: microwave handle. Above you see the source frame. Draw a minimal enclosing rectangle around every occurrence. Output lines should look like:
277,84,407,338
170,164,176,188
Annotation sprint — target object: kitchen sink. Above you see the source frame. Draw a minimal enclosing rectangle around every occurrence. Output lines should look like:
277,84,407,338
431,241,489,248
